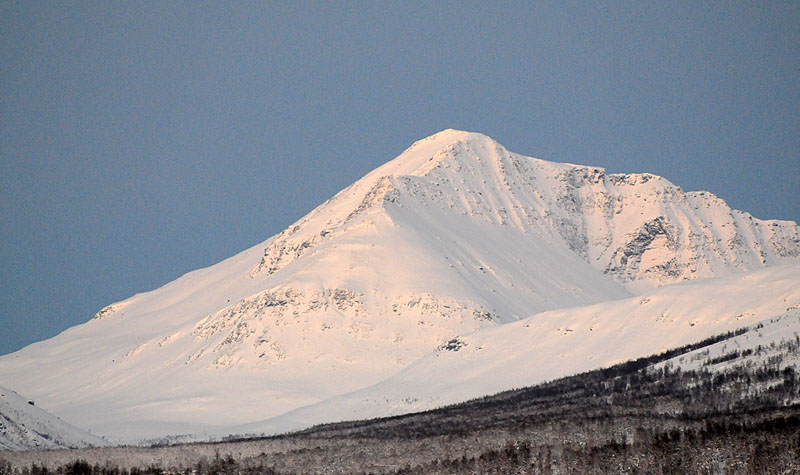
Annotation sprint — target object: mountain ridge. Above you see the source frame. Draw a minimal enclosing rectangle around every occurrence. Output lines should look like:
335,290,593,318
0,129,797,442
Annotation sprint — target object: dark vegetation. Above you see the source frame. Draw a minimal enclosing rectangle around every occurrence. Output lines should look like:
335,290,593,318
2,326,799,474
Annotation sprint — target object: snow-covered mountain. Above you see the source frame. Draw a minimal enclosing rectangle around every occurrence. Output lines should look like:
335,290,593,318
0,129,797,442
0,385,107,451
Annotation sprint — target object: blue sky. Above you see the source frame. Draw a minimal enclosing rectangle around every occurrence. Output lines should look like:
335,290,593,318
1,2,798,356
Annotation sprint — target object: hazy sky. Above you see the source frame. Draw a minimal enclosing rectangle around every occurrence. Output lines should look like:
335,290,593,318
1,2,798,356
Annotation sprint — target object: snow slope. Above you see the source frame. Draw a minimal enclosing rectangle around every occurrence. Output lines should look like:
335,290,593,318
0,130,797,442
231,264,800,437
0,385,107,451
655,310,800,376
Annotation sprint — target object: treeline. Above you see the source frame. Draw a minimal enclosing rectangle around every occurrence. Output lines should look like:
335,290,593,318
0,453,282,475
401,414,800,474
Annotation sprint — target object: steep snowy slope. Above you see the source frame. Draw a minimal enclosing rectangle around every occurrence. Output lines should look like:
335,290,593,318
250,129,800,292
0,385,107,451
232,264,800,436
0,130,797,442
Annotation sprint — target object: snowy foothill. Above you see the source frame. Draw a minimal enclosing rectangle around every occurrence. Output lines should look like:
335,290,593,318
224,264,800,437
0,385,107,451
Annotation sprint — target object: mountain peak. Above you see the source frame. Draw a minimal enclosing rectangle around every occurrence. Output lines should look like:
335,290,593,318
0,130,798,442
417,128,488,144
368,129,500,180
407,128,497,156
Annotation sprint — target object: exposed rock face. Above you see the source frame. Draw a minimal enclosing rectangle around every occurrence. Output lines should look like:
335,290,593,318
604,216,679,282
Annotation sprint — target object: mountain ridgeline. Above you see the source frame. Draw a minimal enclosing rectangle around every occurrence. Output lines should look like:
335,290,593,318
253,130,799,291
0,130,798,443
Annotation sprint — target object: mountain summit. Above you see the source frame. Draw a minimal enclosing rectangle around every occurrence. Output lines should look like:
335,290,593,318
253,129,799,291
1,130,798,441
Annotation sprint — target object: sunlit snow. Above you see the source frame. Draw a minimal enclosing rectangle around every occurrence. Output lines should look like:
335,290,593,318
0,130,797,444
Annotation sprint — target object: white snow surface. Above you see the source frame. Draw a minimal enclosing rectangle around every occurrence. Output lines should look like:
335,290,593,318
0,130,798,443
225,264,800,437
0,385,107,451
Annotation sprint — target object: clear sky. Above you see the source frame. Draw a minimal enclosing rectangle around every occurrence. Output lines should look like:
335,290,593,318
1,2,798,356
